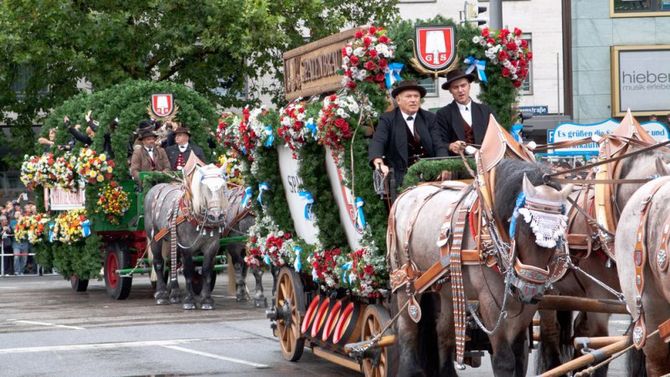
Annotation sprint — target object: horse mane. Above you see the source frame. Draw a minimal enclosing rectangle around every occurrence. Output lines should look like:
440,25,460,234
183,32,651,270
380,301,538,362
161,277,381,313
190,164,229,216
493,159,558,227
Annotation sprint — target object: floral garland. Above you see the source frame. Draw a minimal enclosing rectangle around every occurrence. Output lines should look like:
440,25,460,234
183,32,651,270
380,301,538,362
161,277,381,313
74,148,115,185
278,100,316,157
317,93,377,152
340,25,395,90
216,111,242,153
95,182,130,224
474,27,532,88
14,214,51,244
51,155,78,191
52,209,90,244
309,247,343,289
216,155,244,186
20,153,55,189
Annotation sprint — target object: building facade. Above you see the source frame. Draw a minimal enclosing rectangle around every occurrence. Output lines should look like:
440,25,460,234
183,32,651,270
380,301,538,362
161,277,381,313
571,0,670,123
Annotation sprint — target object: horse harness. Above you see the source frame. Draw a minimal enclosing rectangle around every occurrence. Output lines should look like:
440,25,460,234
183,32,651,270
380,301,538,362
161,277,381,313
388,168,569,366
631,176,670,348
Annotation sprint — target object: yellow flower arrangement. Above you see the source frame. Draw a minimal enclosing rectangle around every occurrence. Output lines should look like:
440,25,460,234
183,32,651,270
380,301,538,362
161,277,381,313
74,148,115,185
14,214,51,244
216,155,244,186
52,209,90,244
96,182,130,224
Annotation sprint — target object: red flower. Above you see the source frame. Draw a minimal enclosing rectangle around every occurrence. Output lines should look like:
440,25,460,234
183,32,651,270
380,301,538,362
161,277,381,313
379,35,389,44
363,37,372,46
502,67,510,77
346,81,357,89
364,60,376,71
367,49,378,58
499,28,510,40
374,73,385,82
481,28,490,37
526,51,533,60
521,39,528,48
378,58,388,68
498,50,509,61
514,27,523,37
341,47,347,56
350,56,359,65
355,31,363,39
369,26,377,34
513,80,522,88
364,265,375,276
506,41,518,51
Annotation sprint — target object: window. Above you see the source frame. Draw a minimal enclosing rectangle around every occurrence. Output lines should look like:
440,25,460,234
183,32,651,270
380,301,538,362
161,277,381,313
418,77,439,97
520,34,533,95
611,0,670,17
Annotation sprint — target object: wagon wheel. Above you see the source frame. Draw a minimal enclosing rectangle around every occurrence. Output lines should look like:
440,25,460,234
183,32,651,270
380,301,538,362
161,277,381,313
70,275,89,292
361,304,397,377
275,267,305,362
104,243,133,300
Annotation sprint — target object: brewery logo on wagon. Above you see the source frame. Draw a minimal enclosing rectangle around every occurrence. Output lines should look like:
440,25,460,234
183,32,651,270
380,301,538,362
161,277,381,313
414,26,456,71
151,93,174,118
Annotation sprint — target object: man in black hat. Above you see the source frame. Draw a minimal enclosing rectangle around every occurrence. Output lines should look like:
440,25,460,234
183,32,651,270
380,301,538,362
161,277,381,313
130,128,170,180
368,80,438,188
433,69,495,155
166,127,206,171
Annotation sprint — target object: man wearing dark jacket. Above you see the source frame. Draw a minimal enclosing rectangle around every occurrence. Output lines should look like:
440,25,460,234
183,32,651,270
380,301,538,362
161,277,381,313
433,69,495,156
165,127,206,171
368,80,438,188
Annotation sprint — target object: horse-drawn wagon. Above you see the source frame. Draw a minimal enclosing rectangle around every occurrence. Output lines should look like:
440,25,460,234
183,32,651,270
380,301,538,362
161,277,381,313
21,80,251,305
226,23,670,376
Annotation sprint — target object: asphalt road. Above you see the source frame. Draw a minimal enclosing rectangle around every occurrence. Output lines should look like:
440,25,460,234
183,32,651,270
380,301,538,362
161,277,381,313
0,272,631,377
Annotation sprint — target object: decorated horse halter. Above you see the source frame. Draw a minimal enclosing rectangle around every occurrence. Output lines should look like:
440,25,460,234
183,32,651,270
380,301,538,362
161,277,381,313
504,190,569,303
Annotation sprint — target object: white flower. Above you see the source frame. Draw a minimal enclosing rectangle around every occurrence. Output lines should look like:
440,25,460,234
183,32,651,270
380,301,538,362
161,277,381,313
375,43,389,56
473,36,481,44
353,47,365,57
336,108,346,117
342,56,350,65
345,46,353,56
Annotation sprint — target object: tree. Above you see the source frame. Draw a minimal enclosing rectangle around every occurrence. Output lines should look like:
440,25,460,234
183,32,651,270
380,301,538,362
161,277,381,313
0,0,398,166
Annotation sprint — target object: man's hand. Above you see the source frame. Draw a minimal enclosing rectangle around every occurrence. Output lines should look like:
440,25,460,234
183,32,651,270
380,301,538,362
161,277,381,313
63,116,70,124
373,158,389,176
449,141,467,154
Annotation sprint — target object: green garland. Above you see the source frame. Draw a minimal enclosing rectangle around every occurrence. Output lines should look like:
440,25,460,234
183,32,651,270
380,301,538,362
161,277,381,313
400,158,476,190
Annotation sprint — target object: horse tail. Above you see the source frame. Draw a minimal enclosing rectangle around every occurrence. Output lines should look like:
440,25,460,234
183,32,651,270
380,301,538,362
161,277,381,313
417,292,440,377
626,342,647,377
557,310,574,359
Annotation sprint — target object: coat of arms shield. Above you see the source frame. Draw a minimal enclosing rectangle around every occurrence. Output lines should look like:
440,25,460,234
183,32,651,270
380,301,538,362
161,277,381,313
151,93,174,118
414,26,456,71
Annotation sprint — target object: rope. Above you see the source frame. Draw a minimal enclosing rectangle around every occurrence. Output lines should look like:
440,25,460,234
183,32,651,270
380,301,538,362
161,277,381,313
348,299,410,355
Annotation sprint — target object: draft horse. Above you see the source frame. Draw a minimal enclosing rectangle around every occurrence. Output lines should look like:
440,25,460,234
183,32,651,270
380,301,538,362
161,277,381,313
616,176,670,376
389,159,572,377
145,164,229,310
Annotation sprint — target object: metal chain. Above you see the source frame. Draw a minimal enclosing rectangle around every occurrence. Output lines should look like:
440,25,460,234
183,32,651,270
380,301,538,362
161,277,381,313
467,268,513,335
567,259,626,302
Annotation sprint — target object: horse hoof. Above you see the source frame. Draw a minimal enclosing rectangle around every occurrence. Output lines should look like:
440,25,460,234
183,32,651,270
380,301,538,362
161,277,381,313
169,296,181,305
156,298,169,305
201,303,214,310
254,297,268,308
182,303,196,310
236,295,248,302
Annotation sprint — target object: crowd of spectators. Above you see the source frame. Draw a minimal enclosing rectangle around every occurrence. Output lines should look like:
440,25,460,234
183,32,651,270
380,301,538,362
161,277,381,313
0,197,38,276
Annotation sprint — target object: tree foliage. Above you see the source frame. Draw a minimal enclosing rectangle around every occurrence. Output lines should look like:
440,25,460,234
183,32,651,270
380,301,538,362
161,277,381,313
0,0,398,166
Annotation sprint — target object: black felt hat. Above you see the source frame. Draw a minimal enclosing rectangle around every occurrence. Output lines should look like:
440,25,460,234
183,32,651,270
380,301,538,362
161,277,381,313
441,69,475,90
391,80,427,98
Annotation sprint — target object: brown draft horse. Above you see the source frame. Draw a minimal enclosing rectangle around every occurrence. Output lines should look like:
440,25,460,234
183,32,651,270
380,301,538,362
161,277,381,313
616,177,670,376
389,159,572,377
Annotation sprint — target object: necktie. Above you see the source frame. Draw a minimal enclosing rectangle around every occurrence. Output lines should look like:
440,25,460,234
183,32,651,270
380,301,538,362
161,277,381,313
406,116,414,121
465,106,469,111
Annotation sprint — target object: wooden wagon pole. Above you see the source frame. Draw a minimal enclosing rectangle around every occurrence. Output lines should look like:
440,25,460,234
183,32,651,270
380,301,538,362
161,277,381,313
537,295,628,314
573,335,627,351
537,338,629,377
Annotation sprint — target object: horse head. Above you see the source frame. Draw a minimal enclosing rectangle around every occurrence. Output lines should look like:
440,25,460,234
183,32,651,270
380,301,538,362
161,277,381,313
191,164,229,225
616,146,670,210
493,160,572,303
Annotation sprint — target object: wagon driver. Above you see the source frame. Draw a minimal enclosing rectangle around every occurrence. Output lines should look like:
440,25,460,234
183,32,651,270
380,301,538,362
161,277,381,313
368,80,438,189
130,127,171,180
433,69,495,156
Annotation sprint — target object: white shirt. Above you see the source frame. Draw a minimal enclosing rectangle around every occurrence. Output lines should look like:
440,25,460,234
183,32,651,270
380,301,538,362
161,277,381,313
178,143,189,153
144,147,154,160
400,110,417,135
457,100,473,126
